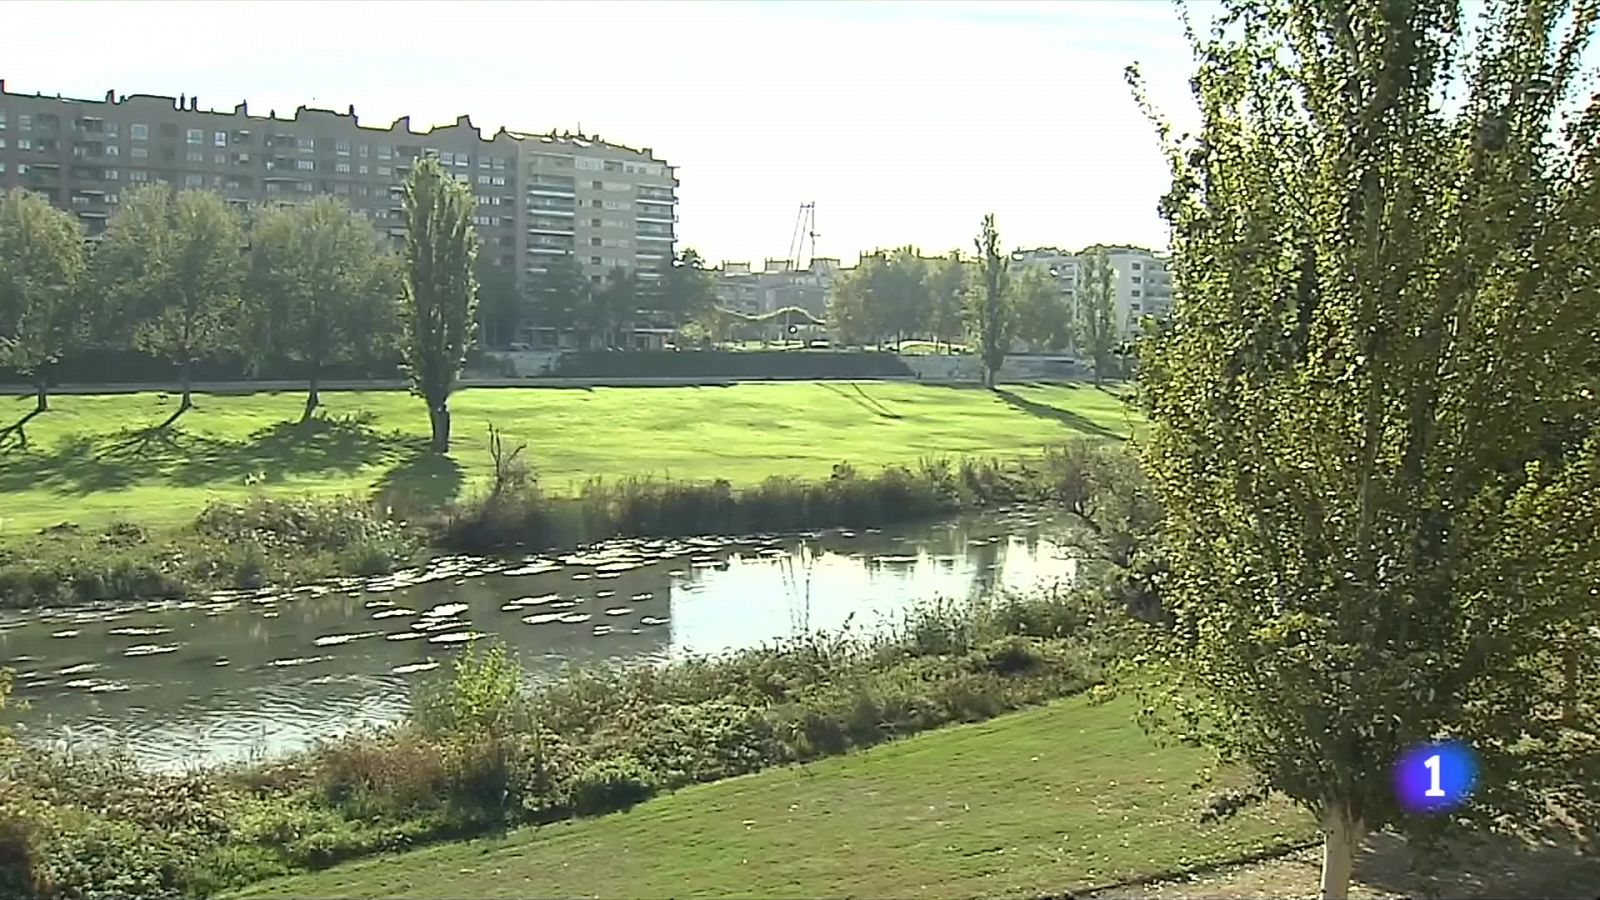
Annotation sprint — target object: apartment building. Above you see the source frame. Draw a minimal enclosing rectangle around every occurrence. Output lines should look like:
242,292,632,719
0,80,678,299
713,257,841,318
1011,245,1173,340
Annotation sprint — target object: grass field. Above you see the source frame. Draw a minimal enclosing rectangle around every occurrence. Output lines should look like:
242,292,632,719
231,696,1313,900
0,382,1136,534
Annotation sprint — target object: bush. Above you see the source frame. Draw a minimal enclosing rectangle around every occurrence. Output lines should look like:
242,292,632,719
571,756,654,815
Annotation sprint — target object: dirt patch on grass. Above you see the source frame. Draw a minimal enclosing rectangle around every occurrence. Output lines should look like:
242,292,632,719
1087,833,1600,900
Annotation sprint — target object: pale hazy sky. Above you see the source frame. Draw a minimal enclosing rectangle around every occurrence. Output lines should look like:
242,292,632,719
3,0,1207,266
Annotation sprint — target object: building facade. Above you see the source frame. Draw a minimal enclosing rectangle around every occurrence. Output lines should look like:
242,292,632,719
1011,244,1173,341
0,80,677,300
712,257,841,318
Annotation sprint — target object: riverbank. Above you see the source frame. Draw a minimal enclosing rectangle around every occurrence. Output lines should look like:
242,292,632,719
0,382,1135,534
1,592,1123,898
0,439,1141,609
228,693,1315,900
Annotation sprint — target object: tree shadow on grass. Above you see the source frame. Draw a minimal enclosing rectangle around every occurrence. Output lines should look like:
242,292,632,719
817,382,905,420
0,408,44,452
991,386,1127,441
0,413,430,498
371,450,464,515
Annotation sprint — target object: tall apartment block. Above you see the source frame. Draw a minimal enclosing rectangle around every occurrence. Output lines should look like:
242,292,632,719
0,81,678,344
1011,245,1173,341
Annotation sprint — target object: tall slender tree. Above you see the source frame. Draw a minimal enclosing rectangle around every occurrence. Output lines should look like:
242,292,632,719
968,214,1011,388
1126,1,1600,897
0,188,86,419
245,197,399,423
96,184,245,423
1076,247,1117,384
925,251,967,354
399,157,478,452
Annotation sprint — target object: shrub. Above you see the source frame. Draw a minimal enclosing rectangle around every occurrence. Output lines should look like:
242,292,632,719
571,755,654,815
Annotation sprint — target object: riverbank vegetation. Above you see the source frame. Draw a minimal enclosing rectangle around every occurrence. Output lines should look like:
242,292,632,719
0,590,1122,899
0,424,1143,609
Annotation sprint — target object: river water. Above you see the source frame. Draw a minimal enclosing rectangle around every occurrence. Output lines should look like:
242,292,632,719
0,508,1078,771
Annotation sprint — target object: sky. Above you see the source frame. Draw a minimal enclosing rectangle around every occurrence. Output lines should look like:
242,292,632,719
2,0,1207,267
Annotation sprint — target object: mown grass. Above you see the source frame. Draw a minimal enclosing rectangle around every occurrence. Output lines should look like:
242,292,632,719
0,382,1136,534
229,694,1314,900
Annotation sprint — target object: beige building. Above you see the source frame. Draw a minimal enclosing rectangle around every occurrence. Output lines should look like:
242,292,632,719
0,80,677,298
1012,245,1173,340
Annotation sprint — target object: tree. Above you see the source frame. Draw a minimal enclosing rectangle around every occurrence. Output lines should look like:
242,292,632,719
925,251,968,353
0,188,86,419
825,255,884,348
1075,247,1116,383
595,266,638,349
526,253,586,348
968,214,1011,388
474,259,521,350
399,157,478,452
660,248,716,331
1126,1,1600,897
882,246,931,348
97,184,245,423
1012,266,1072,352
245,197,399,423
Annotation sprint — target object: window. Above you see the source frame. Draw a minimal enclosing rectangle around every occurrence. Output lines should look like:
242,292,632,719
377,165,391,176
186,128,203,144
603,218,626,228
491,175,505,186
106,123,119,139
357,186,368,196
358,164,368,174
590,237,602,246
377,145,392,160
107,193,118,204
16,138,31,151
438,151,453,166
131,146,148,159
296,159,315,171
479,157,491,170
336,162,351,173
603,160,622,172
334,184,350,195
589,199,602,208
358,144,369,158
186,150,204,162
105,144,120,157
455,173,469,183
591,256,603,265
19,114,32,129
336,140,350,156
492,156,505,170
265,182,281,194
235,152,251,164
295,181,313,193
130,123,148,140
184,173,204,187
297,137,315,152
0,138,7,149
213,131,227,147
0,164,5,175
575,157,602,171
105,168,118,180
591,180,603,189
590,218,602,227
477,175,490,185
602,200,629,211
130,170,148,182
0,111,6,130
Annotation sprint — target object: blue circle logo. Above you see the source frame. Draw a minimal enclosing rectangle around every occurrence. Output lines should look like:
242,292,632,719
1393,740,1479,813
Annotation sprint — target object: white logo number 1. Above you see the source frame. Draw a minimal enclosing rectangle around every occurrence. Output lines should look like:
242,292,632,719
1424,753,1446,797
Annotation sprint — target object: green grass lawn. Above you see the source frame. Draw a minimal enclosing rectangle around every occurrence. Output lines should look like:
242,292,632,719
230,696,1312,900
0,382,1137,534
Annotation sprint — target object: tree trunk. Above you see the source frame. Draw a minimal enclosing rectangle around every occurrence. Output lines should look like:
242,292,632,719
33,377,48,413
1319,802,1364,900
1561,640,1580,725
429,403,452,452
179,359,195,411
300,363,321,425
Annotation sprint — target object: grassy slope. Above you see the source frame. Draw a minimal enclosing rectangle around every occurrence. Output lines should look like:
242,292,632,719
233,697,1313,900
0,382,1135,534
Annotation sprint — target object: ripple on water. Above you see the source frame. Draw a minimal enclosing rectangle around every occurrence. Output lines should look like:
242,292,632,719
384,632,427,642
65,678,129,693
269,655,329,668
392,661,440,675
422,602,469,619
427,631,484,645
107,626,173,637
312,632,377,647
592,624,614,636
51,630,80,639
502,561,560,577
595,590,616,599
630,593,653,602
570,573,592,581
123,644,180,657
522,612,564,625
58,663,99,676
639,616,669,626
556,613,591,625
412,618,466,633
371,607,417,620
604,607,632,617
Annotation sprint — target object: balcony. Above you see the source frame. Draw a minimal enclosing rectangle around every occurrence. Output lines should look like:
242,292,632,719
637,190,676,203
527,225,575,236
636,208,676,223
636,232,674,242
528,246,573,255
526,183,575,197
526,206,575,217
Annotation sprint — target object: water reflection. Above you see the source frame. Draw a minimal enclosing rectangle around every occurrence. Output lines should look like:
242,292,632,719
0,508,1077,770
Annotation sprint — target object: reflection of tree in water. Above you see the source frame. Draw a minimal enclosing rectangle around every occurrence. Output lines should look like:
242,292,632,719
779,542,816,637
966,534,1005,601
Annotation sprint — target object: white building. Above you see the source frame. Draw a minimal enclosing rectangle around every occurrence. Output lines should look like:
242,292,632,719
1011,245,1173,341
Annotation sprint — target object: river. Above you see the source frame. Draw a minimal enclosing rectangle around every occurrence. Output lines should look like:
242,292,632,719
0,508,1078,771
